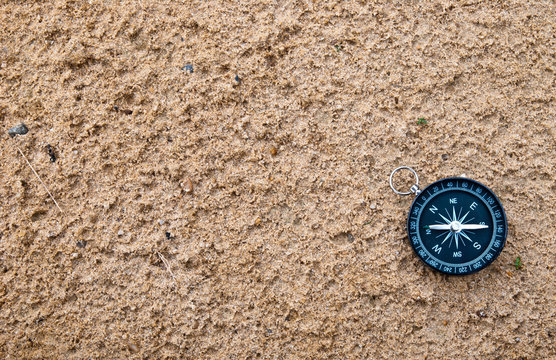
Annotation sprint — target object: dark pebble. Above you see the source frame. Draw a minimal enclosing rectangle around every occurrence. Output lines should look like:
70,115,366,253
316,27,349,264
347,233,355,242
76,240,87,248
46,144,56,162
113,105,119,111
235,75,240,83
182,64,194,73
442,154,449,161
121,109,133,115
8,123,29,137
165,232,171,240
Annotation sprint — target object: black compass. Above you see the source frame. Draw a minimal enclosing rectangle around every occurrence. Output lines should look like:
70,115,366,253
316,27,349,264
390,167,507,275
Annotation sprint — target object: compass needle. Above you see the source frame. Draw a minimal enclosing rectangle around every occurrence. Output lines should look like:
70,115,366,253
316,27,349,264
460,224,489,230
429,224,451,230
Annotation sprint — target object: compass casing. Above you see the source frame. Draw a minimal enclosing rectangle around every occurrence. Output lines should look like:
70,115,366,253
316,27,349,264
407,177,507,275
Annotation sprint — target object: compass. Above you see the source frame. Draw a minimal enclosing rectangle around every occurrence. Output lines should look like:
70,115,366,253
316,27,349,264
390,167,507,275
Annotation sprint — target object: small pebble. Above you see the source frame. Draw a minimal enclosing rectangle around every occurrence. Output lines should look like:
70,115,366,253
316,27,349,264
121,109,133,115
182,64,194,73
158,219,165,225
183,178,193,193
76,240,87,248
71,252,78,259
128,343,139,353
117,230,124,236
8,123,29,138
269,146,278,156
442,154,449,161
165,232,171,240
235,74,240,82
370,203,377,210
46,144,56,162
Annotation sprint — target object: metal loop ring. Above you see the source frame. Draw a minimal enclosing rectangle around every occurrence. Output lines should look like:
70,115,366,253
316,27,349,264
389,166,419,196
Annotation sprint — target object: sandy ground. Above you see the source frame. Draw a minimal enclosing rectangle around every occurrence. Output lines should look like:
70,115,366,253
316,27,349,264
0,1,555,359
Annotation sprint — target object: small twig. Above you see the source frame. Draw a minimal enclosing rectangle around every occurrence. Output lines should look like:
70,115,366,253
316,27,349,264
157,251,177,284
15,145,64,214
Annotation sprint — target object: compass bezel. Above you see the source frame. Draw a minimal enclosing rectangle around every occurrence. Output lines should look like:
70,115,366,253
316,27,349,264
407,177,507,275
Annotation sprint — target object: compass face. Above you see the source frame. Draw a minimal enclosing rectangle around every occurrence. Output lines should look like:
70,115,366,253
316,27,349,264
407,178,507,275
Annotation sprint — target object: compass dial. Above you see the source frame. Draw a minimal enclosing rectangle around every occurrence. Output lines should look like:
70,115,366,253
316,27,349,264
407,178,507,275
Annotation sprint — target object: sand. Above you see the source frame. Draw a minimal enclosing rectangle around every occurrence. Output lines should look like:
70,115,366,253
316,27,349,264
0,1,555,359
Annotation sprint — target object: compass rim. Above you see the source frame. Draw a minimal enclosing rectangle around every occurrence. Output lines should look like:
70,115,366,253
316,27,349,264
406,177,508,276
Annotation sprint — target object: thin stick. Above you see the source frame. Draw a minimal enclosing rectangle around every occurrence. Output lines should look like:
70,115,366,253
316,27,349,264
15,145,64,214
157,251,177,284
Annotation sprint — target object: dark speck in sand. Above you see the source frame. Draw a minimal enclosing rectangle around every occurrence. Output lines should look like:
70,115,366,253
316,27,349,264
182,64,194,73
46,144,56,162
